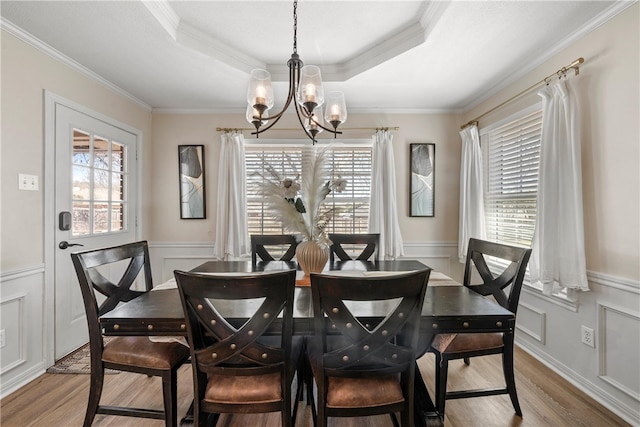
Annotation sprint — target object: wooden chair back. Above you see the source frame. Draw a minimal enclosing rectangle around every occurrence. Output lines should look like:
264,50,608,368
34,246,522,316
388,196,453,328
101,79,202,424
251,234,299,265
72,241,152,344
463,238,532,314
174,269,301,427
308,268,431,426
328,233,380,263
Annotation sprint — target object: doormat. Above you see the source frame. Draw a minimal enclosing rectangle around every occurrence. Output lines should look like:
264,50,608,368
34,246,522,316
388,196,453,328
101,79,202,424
46,339,119,375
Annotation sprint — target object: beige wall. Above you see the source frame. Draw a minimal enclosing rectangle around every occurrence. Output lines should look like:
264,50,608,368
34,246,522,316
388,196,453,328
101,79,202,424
462,4,639,281
1,31,153,271
149,112,462,246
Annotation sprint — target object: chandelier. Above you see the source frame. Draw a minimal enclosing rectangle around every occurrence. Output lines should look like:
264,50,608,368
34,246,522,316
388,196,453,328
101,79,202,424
246,0,347,144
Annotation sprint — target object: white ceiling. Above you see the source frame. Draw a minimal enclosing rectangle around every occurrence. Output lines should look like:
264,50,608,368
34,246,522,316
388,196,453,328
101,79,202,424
0,1,628,113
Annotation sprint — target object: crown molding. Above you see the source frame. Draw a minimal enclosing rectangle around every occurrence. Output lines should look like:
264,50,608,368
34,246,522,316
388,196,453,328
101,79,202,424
1,17,152,112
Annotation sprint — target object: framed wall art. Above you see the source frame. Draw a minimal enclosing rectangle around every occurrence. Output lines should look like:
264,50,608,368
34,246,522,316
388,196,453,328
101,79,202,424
178,145,206,219
410,143,435,217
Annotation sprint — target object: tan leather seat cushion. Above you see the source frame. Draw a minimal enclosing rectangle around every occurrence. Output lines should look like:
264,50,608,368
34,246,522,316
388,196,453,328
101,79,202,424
432,332,503,354
326,375,404,408
102,336,189,369
204,371,282,404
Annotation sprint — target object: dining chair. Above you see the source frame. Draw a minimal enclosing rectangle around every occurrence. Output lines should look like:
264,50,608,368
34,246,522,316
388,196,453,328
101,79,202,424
307,268,431,427
250,234,299,266
173,269,304,427
70,241,190,427
328,233,380,263
427,238,532,418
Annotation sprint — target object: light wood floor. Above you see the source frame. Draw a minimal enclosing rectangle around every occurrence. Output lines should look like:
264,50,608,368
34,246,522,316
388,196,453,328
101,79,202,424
1,346,630,427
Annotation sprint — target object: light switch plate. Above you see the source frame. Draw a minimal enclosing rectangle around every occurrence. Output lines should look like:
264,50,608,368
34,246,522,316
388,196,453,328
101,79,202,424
18,173,38,191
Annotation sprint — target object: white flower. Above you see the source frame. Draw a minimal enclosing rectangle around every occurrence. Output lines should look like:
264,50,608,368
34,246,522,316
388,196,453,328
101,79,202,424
282,178,300,199
332,177,347,193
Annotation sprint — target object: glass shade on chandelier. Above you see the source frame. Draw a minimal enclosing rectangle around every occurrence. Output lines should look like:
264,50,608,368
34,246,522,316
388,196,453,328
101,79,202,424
245,0,347,143
324,91,347,131
304,107,324,140
296,65,324,114
246,105,269,130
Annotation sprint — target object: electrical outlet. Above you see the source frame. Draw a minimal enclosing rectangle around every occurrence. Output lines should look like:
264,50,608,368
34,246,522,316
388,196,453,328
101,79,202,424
581,325,595,348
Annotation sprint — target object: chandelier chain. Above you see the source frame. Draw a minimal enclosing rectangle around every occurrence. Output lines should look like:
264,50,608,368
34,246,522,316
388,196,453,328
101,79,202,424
292,0,298,55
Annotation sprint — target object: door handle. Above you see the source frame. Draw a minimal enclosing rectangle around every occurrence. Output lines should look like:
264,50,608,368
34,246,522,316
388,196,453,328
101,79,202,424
59,241,84,250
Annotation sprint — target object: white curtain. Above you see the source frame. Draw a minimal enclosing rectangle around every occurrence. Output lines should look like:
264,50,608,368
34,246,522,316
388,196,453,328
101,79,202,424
368,130,404,259
530,79,589,294
458,124,486,263
214,132,249,260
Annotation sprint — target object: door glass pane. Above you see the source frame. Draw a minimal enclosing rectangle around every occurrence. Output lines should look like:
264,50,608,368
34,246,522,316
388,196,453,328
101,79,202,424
72,165,90,200
93,169,109,200
72,201,90,236
112,142,124,172
72,130,90,166
111,173,125,201
111,202,124,231
94,136,109,169
93,203,109,233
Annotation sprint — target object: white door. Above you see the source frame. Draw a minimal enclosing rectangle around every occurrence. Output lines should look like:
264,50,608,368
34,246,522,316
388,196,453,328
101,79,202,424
54,104,138,359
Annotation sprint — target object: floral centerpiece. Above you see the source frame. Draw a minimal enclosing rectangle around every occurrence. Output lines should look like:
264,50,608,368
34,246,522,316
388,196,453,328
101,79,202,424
255,146,346,274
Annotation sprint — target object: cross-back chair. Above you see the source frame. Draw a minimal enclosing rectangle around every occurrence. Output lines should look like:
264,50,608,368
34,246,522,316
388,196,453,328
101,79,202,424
328,233,380,264
70,241,190,427
427,238,532,418
250,234,299,266
173,269,304,427
307,268,431,427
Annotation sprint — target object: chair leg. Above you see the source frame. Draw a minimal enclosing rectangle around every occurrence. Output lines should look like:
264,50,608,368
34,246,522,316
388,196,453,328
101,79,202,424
292,364,304,425
503,343,522,416
161,369,178,427
84,365,104,427
435,353,449,416
389,412,400,427
463,357,470,366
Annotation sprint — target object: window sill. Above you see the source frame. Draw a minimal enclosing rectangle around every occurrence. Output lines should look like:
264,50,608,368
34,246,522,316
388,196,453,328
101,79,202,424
521,284,578,312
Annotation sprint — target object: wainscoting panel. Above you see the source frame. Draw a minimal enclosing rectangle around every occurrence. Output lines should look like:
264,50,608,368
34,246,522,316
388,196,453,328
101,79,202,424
0,265,46,399
401,241,462,281
148,242,216,283
516,302,546,344
0,292,26,374
598,302,640,401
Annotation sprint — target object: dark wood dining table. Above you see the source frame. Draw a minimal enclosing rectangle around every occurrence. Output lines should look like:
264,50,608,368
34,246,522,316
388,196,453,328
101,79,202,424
100,260,515,427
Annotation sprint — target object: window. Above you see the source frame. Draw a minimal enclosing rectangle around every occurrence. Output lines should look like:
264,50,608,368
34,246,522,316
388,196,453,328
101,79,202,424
481,107,542,248
245,141,372,236
481,107,576,304
72,129,127,236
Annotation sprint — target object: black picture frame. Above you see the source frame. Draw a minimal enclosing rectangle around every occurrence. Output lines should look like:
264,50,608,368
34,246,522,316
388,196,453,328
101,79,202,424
410,143,435,217
178,145,206,219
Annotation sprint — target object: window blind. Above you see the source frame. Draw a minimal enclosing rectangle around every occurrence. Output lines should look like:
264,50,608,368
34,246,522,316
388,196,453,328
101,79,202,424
245,143,372,236
483,109,542,248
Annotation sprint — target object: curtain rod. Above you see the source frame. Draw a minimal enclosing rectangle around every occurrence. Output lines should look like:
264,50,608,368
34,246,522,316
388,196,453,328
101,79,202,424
460,57,585,130
216,126,399,133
